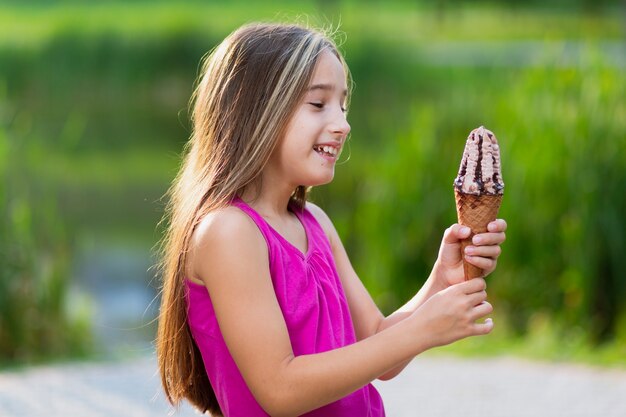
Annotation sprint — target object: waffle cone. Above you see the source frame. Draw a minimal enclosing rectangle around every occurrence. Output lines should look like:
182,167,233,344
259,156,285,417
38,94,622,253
455,190,502,280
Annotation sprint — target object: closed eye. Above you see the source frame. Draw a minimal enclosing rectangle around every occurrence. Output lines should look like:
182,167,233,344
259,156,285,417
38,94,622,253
309,103,348,113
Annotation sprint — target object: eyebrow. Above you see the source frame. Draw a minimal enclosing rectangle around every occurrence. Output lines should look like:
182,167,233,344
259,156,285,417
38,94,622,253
307,83,348,96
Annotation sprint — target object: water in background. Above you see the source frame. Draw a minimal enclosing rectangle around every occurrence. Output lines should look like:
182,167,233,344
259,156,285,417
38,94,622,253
70,235,159,358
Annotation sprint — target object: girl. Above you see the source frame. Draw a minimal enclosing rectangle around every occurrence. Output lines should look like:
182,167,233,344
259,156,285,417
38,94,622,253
156,22,507,417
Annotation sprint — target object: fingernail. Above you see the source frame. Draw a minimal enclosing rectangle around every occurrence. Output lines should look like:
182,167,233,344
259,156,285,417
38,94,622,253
461,227,471,235
473,236,482,244
488,223,496,232
464,246,474,255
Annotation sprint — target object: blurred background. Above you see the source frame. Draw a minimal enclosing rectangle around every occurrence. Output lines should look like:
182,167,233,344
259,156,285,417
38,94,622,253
1,0,624,370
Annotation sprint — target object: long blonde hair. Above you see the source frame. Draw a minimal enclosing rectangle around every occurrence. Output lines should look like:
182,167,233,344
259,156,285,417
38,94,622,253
156,22,351,415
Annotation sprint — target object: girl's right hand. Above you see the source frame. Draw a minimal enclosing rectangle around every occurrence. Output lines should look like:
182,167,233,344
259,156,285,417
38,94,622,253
412,278,493,348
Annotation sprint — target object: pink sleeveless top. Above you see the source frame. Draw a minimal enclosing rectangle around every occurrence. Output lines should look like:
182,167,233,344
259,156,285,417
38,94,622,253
185,197,385,416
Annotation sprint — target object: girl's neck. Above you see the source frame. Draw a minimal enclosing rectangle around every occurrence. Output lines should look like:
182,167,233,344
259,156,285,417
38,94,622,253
239,181,296,219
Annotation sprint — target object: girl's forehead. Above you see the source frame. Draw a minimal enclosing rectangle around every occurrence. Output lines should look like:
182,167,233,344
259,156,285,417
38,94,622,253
308,51,348,94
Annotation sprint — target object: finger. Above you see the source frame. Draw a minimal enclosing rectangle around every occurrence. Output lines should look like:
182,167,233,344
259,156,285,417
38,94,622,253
464,255,497,272
472,232,506,246
487,219,507,233
472,318,494,335
468,290,488,307
471,301,493,319
460,277,486,294
443,224,472,244
464,245,502,258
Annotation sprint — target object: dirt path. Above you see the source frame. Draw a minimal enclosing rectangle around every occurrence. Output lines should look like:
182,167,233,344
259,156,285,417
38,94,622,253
1,354,625,416
376,355,626,417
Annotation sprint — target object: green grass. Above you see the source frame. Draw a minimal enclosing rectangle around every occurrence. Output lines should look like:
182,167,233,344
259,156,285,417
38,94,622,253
429,310,626,369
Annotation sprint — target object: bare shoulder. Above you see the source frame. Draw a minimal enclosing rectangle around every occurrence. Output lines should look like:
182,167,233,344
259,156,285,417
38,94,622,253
189,206,266,283
192,205,258,247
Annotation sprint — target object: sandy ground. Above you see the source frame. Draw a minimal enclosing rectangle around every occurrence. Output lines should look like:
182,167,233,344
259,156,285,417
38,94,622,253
1,354,625,416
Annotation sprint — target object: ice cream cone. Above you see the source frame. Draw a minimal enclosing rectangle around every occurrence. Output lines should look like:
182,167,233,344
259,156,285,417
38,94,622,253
455,190,502,280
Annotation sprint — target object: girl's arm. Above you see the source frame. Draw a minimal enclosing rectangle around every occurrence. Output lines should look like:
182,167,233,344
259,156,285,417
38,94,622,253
307,203,506,380
191,207,492,417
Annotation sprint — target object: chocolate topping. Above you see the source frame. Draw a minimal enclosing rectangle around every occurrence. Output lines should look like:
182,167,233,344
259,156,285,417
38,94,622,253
454,126,504,196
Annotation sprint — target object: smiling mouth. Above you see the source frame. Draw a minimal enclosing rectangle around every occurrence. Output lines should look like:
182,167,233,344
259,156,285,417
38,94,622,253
313,145,339,158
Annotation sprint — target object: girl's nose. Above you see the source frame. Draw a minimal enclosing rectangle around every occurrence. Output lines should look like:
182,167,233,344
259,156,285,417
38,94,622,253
330,111,351,137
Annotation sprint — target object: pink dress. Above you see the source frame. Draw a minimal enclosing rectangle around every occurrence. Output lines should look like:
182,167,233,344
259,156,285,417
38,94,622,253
185,196,385,416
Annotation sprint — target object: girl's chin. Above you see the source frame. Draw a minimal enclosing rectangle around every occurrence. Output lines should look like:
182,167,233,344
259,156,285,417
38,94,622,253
303,171,335,187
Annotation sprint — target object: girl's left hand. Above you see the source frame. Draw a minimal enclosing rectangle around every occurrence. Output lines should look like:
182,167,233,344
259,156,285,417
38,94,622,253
433,219,507,288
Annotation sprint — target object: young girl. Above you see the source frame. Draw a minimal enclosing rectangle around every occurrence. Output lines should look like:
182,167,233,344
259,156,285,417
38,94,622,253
156,22,507,417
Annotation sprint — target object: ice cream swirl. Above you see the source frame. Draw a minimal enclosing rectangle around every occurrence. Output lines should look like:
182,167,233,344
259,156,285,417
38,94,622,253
454,126,504,196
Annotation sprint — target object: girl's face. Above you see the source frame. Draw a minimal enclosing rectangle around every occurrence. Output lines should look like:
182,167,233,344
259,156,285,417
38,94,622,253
267,49,351,189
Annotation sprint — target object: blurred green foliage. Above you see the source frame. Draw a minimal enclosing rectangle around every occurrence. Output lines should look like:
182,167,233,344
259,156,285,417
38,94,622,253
1,0,624,362
326,46,626,347
0,117,92,365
